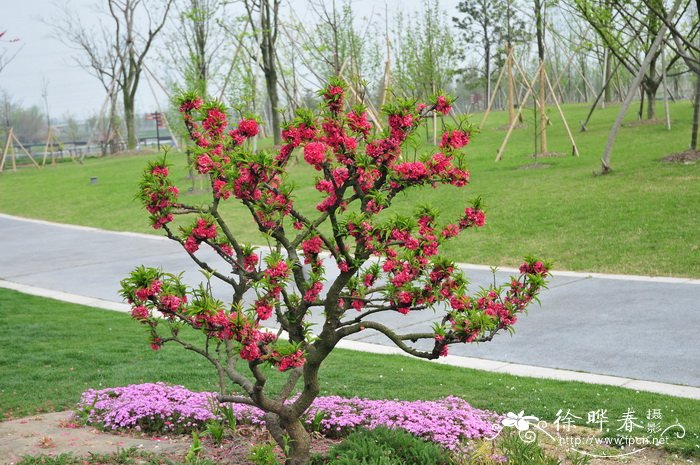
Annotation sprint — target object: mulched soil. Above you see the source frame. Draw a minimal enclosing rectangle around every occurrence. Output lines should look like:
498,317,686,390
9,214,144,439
624,118,665,127
200,426,340,464
518,162,552,170
661,150,700,164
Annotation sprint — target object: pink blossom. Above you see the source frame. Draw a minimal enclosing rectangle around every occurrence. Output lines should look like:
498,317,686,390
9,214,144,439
302,236,323,256
439,130,470,150
436,95,452,115
394,161,428,182
240,344,261,361
238,118,259,137
304,281,324,302
184,236,200,254
151,166,169,177
303,142,328,169
131,305,149,320
256,301,273,320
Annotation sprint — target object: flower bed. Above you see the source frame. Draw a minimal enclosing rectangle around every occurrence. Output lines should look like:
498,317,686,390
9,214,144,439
76,383,501,449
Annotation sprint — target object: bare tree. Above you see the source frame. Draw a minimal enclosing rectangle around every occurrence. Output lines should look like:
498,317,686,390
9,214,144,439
638,0,700,147
452,0,528,110
573,0,689,119
597,0,684,174
52,0,173,150
393,0,456,101
165,0,228,97
242,0,282,144
534,0,548,154
0,30,23,75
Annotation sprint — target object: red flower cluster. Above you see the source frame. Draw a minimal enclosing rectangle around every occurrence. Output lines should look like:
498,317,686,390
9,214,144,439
282,123,317,147
520,261,549,276
347,110,372,137
274,349,305,371
183,218,220,254
178,97,203,113
439,130,470,151
202,108,228,138
238,118,259,137
322,84,345,115
461,208,486,228
388,113,414,142
435,95,452,115
142,161,180,230
394,161,428,182
303,142,328,169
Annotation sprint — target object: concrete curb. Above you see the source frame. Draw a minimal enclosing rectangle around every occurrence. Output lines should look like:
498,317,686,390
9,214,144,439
2,278,699,401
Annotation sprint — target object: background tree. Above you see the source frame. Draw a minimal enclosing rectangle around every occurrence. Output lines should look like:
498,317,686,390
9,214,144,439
572,0,687,119
453,0,499,107
534,0,548,154
392,0,456,101
639,0,700,147
0,30,22,75
164,0,228,97
53,0,173,150
0,91,47,144
242,0,283,144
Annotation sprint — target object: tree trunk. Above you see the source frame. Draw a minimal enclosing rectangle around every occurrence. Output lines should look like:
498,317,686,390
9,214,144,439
506,45,515,125
597,0,682,174
534,0,547,154
282,418,312,465
258,0,281,145
123,93,137,150
691,76,700,150
645,86,657,120
603,48,613,105
266,68,281,145
484,44,491,110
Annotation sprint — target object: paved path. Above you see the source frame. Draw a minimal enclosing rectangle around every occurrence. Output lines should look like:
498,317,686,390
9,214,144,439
1,214,699,392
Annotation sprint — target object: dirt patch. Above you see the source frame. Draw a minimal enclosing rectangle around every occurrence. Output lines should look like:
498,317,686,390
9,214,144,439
0,411,190,464
497,123,527,131
624,118,665,128
531,151,568,158
518,162,552,170
661,150,700,164
0,412,339,465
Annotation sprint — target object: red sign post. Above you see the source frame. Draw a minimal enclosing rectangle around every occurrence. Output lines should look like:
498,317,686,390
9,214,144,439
145,112,164,150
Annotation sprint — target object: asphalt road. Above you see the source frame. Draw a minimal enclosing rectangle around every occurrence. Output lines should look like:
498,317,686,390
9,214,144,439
1,214,698,387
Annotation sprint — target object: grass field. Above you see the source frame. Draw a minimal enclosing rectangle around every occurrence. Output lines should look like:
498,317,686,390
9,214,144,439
0,102,698,278
0,287,698,457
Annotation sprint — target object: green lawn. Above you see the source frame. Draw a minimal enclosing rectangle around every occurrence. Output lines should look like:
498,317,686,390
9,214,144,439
0,102,698,278
1,288,698,456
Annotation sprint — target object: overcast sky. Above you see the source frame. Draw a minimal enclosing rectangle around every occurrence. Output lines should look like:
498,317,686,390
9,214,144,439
1,0,460,122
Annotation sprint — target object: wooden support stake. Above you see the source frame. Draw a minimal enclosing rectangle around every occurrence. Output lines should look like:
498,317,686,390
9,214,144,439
544,68,579,156
479,53,508,130
0,128,12,172
13,132,40,168
661,47,671,131
495,62,543,161
42,128,50,166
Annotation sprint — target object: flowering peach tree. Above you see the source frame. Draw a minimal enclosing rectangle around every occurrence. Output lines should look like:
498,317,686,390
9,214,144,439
120,77,549,465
